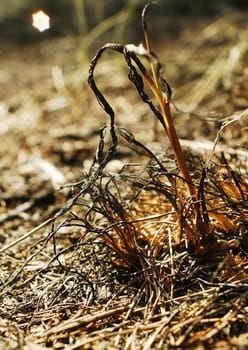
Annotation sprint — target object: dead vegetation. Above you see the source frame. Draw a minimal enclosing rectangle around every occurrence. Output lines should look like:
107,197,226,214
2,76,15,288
0,4,248,350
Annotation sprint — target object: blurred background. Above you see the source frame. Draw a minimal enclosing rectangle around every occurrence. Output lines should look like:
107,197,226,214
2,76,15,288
0,0,247,42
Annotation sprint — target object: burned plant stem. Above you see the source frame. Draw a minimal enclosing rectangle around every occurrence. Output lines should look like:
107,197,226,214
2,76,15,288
142,2,195,199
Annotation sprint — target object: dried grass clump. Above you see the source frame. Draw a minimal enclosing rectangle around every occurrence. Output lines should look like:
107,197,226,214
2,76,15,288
86,2,247,263
78,134,248,279
29,146,246,349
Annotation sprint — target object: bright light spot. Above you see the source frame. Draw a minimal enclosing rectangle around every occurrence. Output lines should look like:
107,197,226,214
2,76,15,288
32,10,50,32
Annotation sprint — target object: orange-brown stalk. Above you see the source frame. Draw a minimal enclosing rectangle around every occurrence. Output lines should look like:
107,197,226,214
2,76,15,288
142,3,195,199
141,3,218,252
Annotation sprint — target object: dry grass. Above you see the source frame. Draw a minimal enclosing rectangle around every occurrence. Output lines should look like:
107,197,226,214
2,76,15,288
0,5,248,350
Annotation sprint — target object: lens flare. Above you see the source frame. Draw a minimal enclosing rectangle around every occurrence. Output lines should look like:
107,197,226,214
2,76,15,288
32,10,50,32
